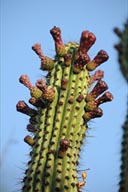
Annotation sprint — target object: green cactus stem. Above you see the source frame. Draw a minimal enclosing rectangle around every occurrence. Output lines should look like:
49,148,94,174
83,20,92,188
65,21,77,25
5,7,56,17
114,21,128,192
17,26,113,192
114,21,128,81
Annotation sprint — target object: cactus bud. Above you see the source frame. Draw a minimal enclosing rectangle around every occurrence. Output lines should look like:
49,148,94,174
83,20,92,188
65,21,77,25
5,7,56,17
78,31,96,53
83,107,103,122
85,91,113,111
16,101,37,116
26,124,37,132
30,86,43,99
73,53,90,73
36,79,47,90
32,44,55,71
42,87,55,102
96,91,113,105
19,74,32,89
50,26,66,56
24,135,35,146
86,80,108,102
41,56,55,71
89,70,104,85
29,97,44,108
32,43,44,60
86,50,109,71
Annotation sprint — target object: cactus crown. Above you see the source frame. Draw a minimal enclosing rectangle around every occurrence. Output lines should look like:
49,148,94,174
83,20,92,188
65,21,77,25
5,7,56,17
17,26,113,192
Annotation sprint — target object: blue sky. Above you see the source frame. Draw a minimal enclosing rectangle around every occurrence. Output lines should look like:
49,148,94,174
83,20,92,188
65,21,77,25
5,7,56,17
0,0,128,192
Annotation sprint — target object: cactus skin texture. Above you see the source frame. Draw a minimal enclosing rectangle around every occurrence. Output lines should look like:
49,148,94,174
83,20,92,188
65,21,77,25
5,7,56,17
114,21,128,82
114,21,128,192
16,26,113,192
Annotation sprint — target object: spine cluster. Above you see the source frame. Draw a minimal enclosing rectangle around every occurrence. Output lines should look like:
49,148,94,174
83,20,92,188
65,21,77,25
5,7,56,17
17,26,113,192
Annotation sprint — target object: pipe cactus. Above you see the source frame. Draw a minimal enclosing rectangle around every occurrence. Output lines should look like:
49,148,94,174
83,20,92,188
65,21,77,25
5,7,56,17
114,21,128,192
16,26,113,192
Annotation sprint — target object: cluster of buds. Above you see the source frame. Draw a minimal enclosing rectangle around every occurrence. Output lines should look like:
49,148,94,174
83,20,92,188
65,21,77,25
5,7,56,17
73,30,96,73
19,74,55,103
83,79,113,122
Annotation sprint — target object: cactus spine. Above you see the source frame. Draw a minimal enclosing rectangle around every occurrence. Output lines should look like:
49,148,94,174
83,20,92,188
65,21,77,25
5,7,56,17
17,26,113,192
114,21,128,192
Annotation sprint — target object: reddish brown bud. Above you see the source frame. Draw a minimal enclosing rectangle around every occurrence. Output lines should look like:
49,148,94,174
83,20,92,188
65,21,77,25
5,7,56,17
86,80,108,102
50,26,66,56
85,91,113,111
50,26,61,42
96,91,113,105
75,53,90,65
32,43,44,60
36,79,47,90
78,31,96,53
29,97,44,108
16,101,37,116
94,50,109,64
89,70,104,84
19,75,32,89
83,108,103,122
73,53,90,73
85,100,97,112
86,50,109,71
42,87,55,102
24,135,35,146
26,124,37,132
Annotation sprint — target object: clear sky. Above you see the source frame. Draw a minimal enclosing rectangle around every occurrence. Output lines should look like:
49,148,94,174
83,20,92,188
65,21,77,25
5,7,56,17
0,0,128,192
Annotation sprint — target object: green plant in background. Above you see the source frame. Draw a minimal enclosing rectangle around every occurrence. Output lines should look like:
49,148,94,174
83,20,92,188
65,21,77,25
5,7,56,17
16,26,113,192
114,21,128,192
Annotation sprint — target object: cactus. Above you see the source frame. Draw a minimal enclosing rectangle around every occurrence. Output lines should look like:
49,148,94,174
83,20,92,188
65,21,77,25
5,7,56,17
114,21,128,192
17,26,113,192
114,21,128,81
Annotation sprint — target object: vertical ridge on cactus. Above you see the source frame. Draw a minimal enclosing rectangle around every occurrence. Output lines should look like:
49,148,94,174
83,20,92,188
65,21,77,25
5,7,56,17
114,20,128,192
17,26,113,192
